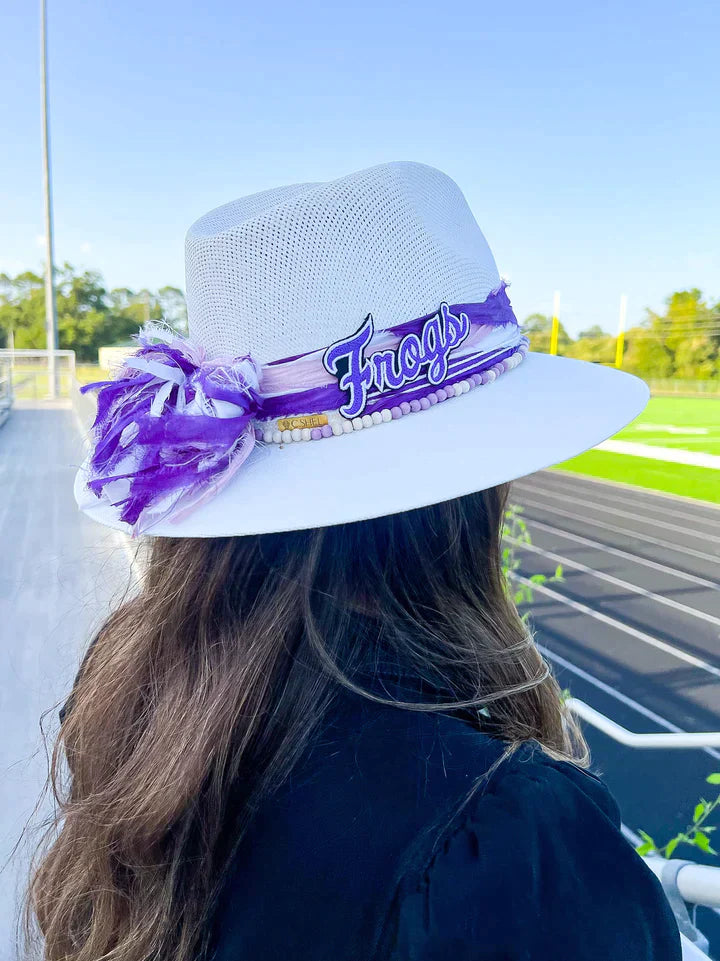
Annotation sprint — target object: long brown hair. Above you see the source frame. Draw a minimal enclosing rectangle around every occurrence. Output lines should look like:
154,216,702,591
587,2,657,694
27,484,585,961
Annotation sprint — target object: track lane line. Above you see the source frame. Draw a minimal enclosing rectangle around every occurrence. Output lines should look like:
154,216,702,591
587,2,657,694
516,475,720,529
515,517,720,592
544,469,720,516
514,575,720,679
509,537,720,629
514,484,720,544
517,497,720,565
536,643,720,762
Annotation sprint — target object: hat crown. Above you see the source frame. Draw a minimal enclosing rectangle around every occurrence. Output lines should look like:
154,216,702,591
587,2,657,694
185,161,501,365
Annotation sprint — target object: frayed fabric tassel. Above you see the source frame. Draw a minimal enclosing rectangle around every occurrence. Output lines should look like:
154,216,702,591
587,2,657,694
81,324,261,536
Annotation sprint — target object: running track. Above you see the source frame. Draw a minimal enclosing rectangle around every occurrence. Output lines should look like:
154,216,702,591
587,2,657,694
1,407,719,954
511,470,720,952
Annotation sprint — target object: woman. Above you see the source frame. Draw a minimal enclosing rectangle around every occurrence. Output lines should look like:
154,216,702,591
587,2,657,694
28,162,680,960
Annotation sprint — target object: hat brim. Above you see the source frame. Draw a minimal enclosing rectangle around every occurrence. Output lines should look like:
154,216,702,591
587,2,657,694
74,353,649,538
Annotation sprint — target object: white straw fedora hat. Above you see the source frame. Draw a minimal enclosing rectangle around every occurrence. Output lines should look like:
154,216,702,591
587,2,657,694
74,161,648,538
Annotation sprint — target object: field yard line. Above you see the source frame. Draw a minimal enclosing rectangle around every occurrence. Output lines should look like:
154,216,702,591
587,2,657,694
517,518,720,592
510,538,720,628
519,496,720,565
628,436,720,448
633,424,710,434
517,475,720,529
548,469,720,515
514,575,720,679
536,643,720,762
598,439,720,469
516,485,720,544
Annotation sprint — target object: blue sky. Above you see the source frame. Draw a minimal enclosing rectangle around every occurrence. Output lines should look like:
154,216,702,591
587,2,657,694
2,0,719,335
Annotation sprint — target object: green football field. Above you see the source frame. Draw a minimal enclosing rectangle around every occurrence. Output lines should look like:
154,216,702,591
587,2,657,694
615,396,720,455
555,395,720,504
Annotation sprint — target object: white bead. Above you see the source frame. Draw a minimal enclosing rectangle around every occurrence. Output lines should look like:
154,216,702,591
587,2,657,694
371,411,382,425
381,408,392,423
460,380,470,393
362,414,373,429
331,422,343,436
301,428,312,441
263,430,274,444
291,428,302,442
272,430,282,444
352,417,363,431
281,429,292,443
342,419,354,433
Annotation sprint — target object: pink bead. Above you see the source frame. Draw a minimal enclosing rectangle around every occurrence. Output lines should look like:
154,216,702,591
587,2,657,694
254,428,264,441
391,407,402,419
428,392,438,405
471,373,482,387
410,399,422,413
311,428,323,440
436,388,447,402
444,384,456,398
420,397,430,410
400,401,411,415
321,424,333,438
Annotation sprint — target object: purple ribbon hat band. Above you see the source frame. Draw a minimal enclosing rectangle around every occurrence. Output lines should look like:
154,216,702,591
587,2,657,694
82,283,529,535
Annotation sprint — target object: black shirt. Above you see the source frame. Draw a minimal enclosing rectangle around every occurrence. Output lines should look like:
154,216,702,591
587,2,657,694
208,683,681,960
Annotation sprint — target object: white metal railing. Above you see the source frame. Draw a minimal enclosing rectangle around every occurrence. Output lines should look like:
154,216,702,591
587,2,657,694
568,698,720,955
568,698,720,749
680,934,712,959
644,858,720,958
644,859,720,910
0,358,12,426
0,348,76,401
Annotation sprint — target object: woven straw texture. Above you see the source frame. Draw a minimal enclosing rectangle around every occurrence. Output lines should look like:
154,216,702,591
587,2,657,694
185,162,501,364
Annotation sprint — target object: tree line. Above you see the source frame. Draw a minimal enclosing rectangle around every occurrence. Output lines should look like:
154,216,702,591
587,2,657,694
0,264,187,362
1,265,718,379
525,289,719,380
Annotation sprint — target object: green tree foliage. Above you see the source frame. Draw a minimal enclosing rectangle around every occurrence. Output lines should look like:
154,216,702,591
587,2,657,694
636,772,720,861
524,290,719,380
566,331,616,365
578,324,607,339
0,264,188,362
622,328,674,378
522,313,573,353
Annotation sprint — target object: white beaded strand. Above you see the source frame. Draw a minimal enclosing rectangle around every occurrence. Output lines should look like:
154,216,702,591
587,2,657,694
254,345,527,447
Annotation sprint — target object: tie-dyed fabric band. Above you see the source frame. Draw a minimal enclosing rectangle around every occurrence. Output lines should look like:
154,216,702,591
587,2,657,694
80,284,527,534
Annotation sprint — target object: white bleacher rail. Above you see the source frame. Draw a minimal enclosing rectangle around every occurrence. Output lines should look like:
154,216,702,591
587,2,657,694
643,859,720,911
568,697,720,955
0,348,76,401
568,698,720,748
0,356,12,426
680,933,712,959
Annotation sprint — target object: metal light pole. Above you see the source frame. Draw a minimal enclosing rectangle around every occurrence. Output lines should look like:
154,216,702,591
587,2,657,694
40,0,58,397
